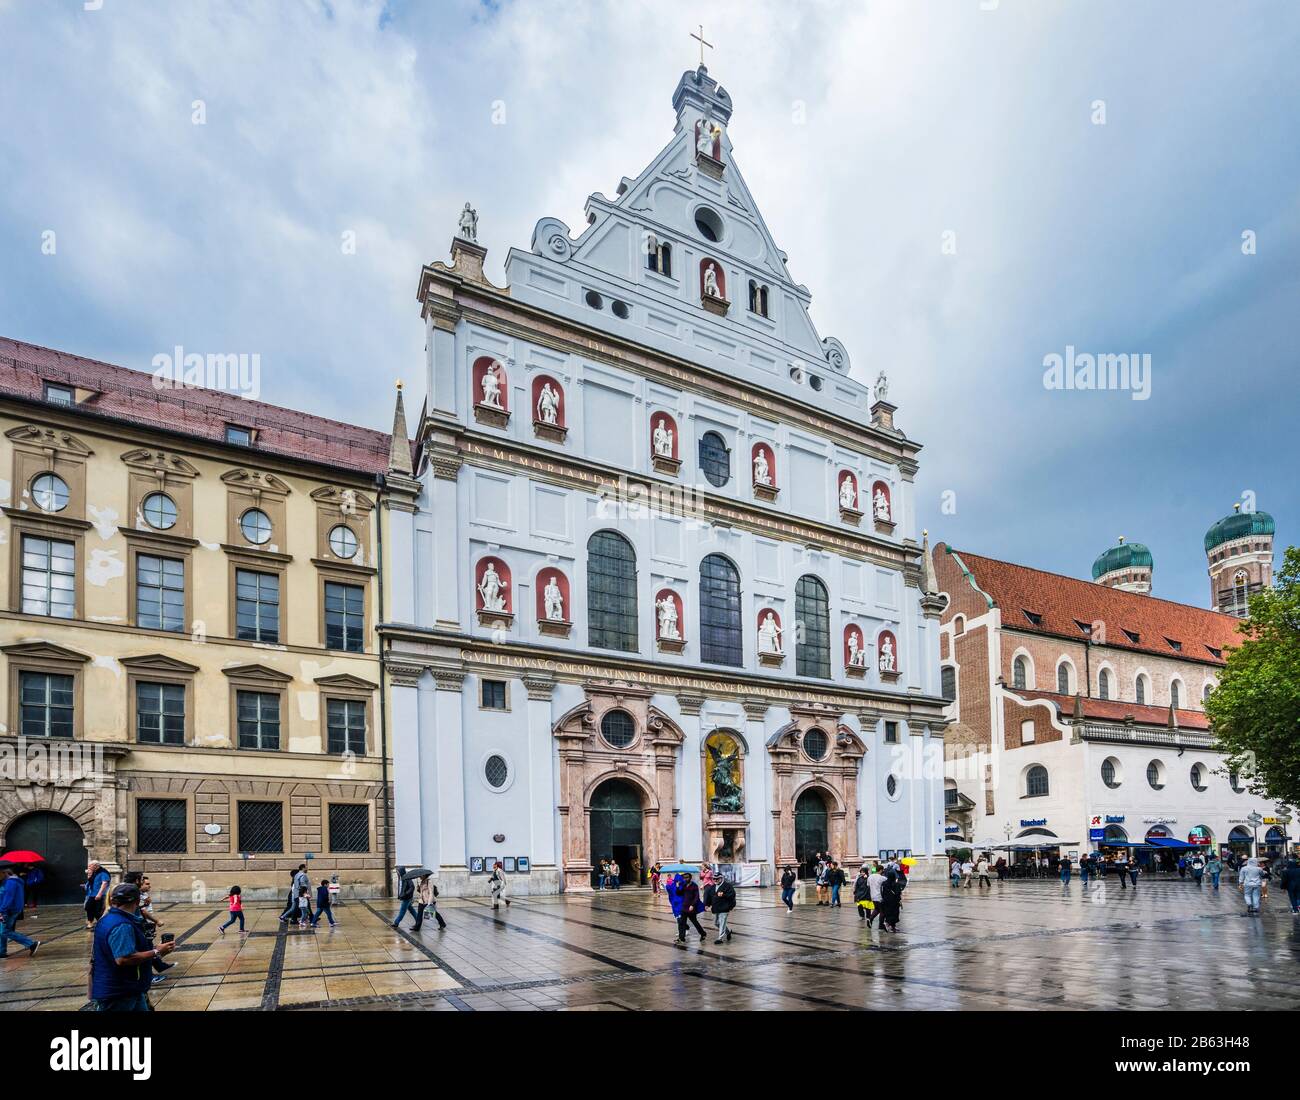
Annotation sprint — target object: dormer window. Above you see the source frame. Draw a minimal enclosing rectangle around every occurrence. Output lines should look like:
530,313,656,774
1122,629,1140,644
646,237,672,278
44,382,74,406
1165,637,1182,652
225,424,253,447
748,280,769,317
1022,610,1042,626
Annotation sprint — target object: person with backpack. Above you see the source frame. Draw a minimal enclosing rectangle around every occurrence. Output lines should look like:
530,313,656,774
392,866,419,928
414,873,446,930
780,866,797,913
878,867,903,933
710,874,736,943
218,885,245,934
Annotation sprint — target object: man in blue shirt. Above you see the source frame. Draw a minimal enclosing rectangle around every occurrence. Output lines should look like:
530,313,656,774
84,860,111,928
89,883,175,1011
0,867,41,958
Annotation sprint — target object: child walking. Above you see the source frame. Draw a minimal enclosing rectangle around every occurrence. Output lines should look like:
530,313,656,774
311,879,337,928
219,885,245,934
295,885,312,928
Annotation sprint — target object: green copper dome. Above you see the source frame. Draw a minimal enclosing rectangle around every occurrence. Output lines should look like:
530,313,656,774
1092,541,1153,580
1204,509,1275,553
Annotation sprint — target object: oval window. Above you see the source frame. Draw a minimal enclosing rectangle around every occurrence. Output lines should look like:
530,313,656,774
803,728,828,761
601,709,636,748
329,524,358,559
694,207,723,242
484,754,509,789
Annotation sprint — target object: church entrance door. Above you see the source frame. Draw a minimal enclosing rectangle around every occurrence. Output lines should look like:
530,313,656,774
794,789,829,879
4,811,87,904
589,779,644,888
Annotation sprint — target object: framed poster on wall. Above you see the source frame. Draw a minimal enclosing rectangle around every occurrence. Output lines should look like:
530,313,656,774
502,857,517,872
469,857,485,875
517,857,531,873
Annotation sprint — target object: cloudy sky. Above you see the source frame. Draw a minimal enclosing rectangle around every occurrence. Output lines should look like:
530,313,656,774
1,0,1295,607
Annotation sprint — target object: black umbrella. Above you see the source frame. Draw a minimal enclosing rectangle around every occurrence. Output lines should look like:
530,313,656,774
400,866,432,881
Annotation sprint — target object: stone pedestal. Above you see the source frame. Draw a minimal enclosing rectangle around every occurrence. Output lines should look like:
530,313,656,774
705,811,750,864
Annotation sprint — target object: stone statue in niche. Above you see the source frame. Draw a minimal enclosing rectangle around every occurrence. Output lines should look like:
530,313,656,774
708,741,744,813
657,594,680,640
480,360,504,409
873,486,891,523
702,262,722,300
542,574,564,621
847,629,868,668
839,474,857,511
652,417,675,458
753,448,771,486
757,611,782,654
536,381,560,425
458,202,478,242
879,635,896,673
478,562,506,612
874,370,889,403
697,118,722,158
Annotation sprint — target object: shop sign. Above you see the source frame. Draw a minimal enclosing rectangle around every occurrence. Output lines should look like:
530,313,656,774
1263,816,1291,826
1142,816,1177,824
1020,818,1047,828
1089,828,1106,842
1092,814,1126,826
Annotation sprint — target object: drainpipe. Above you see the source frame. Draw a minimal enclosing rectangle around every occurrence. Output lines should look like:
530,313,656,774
375,472,394,897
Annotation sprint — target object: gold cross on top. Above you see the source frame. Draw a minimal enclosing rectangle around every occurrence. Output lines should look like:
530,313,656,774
690,24,713,67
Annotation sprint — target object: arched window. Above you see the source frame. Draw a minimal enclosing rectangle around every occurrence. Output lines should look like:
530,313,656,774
1101,757,1120,788
587,531,638,652
698,431,731,487
647,239,672,278
748,280,769,317
1098,668,1111,700
699,554,742,667
1170,680,1181,710
1026,765,1049,798
1135,674,1147,705
1012,655,1028,690
1233,569,1248,614
795,575,830,679
1056,662,1071,695
940,666,957,702
1203,681,1214,702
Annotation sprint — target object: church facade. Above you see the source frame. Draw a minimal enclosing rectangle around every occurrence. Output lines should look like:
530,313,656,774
383,66,951,896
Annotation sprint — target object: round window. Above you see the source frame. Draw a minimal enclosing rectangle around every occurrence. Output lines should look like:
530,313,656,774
1190,764,1206,792
141,491,177,530
1146,760,1165,790
484,754,509,789
803,728,828,761
694,207,723,242
601,710,636,748
239,508,272,545
584,289,604,310
329,524,358,559
886,774,899,798
32,473,69,513
1101,757,1121,789
611,300,630,319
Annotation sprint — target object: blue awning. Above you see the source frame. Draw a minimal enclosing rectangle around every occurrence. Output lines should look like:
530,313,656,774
1144,837,1199,849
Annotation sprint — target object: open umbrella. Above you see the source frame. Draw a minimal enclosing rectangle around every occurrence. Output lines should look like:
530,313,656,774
0,850,43,864
400,866,432,881
655,863,701,875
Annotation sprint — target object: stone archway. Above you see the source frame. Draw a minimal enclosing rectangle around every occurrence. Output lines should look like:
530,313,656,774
553,682,684,891
768,705,865,874
2,811,87,903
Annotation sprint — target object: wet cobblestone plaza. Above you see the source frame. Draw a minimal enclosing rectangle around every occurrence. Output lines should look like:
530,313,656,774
4,877,1297,1012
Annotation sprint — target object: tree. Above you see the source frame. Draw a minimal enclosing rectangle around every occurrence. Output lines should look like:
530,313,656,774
1205,545,1300,808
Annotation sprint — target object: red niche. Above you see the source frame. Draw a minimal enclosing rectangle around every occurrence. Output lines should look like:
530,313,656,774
535,568,571,623
837,470,859,509
531,374,565,428
756,608,782,650
843,624,868,668
474,556,512,614
699,257,727,302
751,442,777,488
472,356,509,412
654,588,684,638
695,119,722,159
876,629,899,675
650,412,680,460
870,480,893,522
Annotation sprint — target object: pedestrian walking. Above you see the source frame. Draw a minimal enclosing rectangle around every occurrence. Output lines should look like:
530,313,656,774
651,862,663,895
995,856,1007,882
127,873,173,983
413,873,446,930
949,859,961,888
1191,854,1205,886
279,864,312,923
294,886,312,928
0,866,40,959
311,879,337,928
867,863,886,925
1177,856,1187,880
827,861,846,907
976,856,992,888
1059,856,1072,885
672,872,707,944
1239,857,1264,914
22,865,43,916
879,868,903,933
780,866,797,913
488,861,510,910
1205,853,1223,892
87,883,175,1011
1079,856,1090,887
815,855,830,906
218,885,245,934
853,865,875,924
1280,857,1300,914
961,858,974,888
392,866,419,928
83,860,110,928
710,874,736,943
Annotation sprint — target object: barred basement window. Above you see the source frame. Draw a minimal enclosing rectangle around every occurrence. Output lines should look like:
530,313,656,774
136,554,185,632
235,569,279,643
237,801,283,853
699,553,742,667
601,709,636,749
587,531,638,652
326,698,366,754
328,803,370,853
19,671,74,738
795,575,830,679
137,798,187,853
135,681,185,745
237,690,281,750
325,581,365,652
484,754,509,789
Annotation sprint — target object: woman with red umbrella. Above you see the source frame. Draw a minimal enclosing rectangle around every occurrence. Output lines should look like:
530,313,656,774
0,851,44,917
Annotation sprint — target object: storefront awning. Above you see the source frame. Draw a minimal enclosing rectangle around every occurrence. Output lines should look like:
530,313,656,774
1145,837,1199,849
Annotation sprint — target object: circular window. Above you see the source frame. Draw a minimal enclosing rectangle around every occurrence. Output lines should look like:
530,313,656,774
600,709,636,749
809,375,823,391
328,524,358,559
584,289,604,310
694,207,724,242
1146,760,1165,790
698,430,730,488
1190,764,1207,792
141,491,177,530
611,300,630,319
1229,770,1245,793
885,774,899,799
239,508,272,545
1101,757,1121,789
31,473,69,513
484,754,509,789
803,728,828,761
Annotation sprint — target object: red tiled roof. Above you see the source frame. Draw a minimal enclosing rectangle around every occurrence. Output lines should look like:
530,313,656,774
1011,688,1211,731
940,544,1243,666
0,337,393,476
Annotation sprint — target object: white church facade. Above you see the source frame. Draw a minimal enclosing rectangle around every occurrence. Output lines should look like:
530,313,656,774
381,65,951,895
